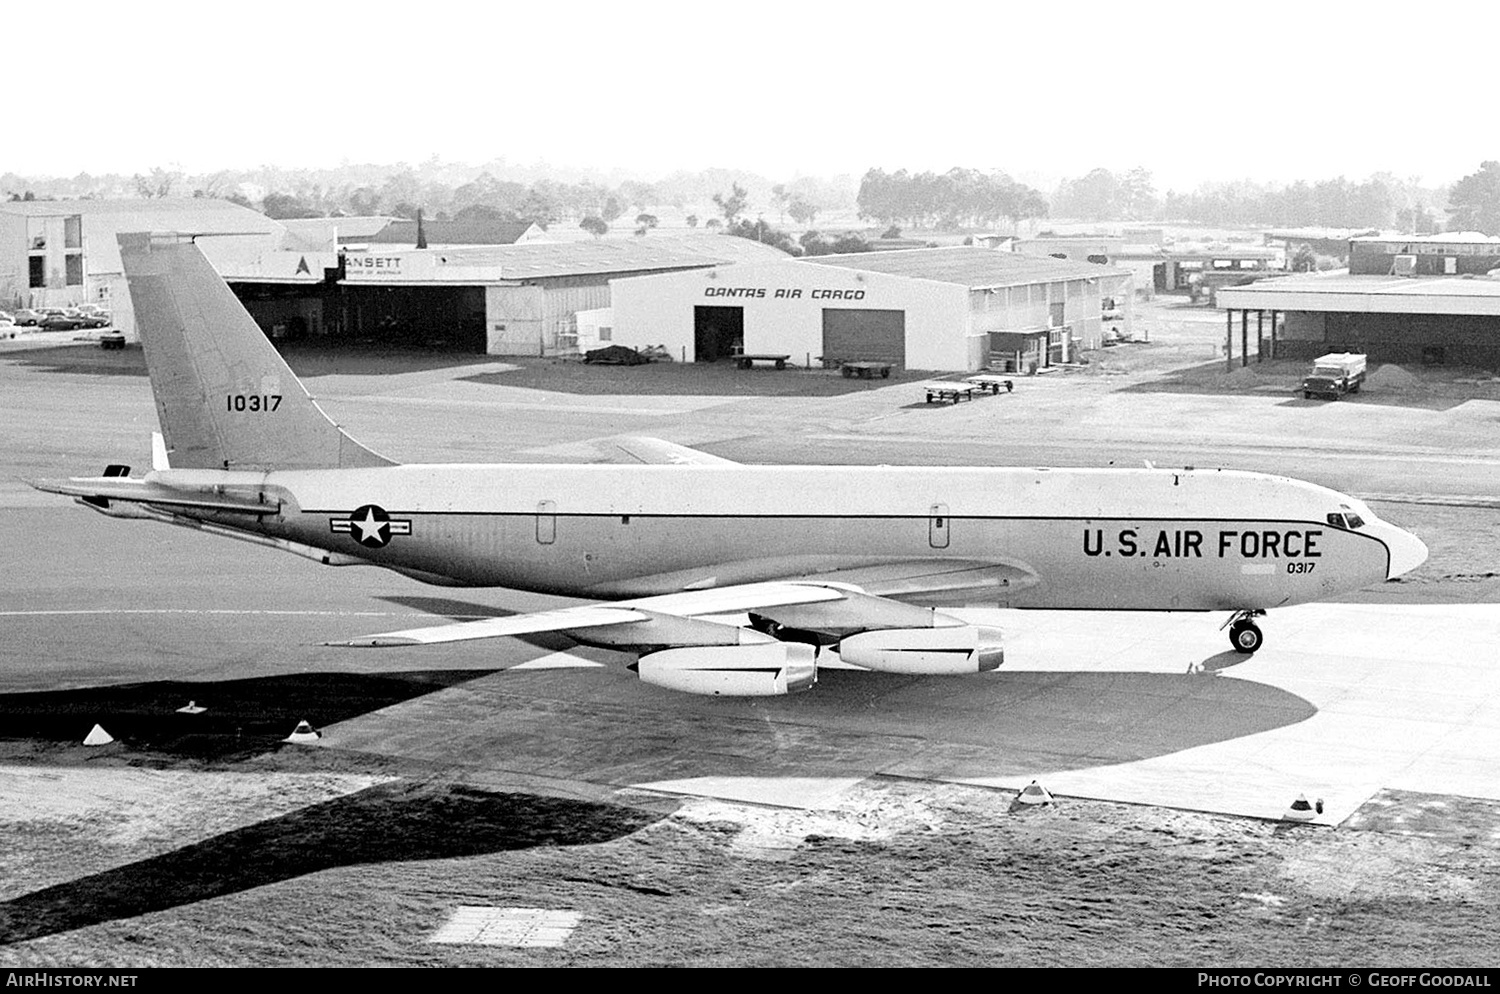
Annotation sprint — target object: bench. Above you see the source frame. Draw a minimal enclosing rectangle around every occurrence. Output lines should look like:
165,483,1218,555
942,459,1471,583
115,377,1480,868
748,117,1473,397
840,361,893,379
925,384,979,404
965,374,1014,394
735,353,791,370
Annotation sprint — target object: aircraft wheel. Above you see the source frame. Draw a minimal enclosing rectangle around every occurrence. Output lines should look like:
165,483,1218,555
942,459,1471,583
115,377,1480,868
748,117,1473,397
1229,621,1263,654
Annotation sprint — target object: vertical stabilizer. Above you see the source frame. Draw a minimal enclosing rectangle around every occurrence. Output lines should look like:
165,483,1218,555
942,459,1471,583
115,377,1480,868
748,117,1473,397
120,232,394,471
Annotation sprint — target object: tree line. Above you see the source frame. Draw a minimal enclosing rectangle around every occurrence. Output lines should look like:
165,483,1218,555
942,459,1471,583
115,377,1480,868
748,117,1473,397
1049,167,1454,234
10,159,1500,237
855,168,1048,228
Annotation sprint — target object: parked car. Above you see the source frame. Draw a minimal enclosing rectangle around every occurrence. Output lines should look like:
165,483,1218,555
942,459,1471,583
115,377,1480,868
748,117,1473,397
76,304,112,324
39,313,88,331
11,309,43,325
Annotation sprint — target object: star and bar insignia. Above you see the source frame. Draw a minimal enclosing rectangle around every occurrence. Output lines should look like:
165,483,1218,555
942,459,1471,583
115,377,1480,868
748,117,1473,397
330,504,412,548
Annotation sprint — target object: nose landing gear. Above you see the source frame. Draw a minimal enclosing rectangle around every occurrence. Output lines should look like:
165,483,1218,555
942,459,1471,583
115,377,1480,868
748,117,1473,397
1221,609,1266,654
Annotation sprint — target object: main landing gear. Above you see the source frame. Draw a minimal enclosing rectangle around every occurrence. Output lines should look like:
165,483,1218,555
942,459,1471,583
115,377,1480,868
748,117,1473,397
1221,609,1265,653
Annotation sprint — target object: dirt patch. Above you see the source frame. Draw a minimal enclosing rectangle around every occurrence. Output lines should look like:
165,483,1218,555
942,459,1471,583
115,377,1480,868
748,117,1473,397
1368,364,1420,390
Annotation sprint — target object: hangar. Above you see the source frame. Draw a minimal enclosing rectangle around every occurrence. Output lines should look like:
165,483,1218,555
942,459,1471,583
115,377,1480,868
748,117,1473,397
607,246,1132,373
1217,232,1500,369
0,197,789,357
223,235,790,355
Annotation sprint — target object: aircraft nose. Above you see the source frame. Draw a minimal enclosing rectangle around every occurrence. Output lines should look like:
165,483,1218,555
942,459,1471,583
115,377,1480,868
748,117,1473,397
1377,522,1429,580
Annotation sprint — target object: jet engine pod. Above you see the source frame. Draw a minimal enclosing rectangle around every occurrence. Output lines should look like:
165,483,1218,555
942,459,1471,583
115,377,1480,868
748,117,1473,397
837,625,1004,675
637,641,818,696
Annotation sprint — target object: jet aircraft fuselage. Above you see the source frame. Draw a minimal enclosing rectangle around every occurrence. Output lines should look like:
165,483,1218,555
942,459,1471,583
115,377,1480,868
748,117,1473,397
152,461,1416,610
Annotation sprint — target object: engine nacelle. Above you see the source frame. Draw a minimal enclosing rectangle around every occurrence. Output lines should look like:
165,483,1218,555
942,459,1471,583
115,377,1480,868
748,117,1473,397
837,625,1003,675
637,642,817,696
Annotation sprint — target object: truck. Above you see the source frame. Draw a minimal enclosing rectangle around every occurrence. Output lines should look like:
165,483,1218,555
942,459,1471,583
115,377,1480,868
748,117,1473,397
1302,352,1366,400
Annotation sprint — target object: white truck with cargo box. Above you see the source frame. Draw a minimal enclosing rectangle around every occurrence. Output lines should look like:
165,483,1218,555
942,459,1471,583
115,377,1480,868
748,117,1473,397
1301,352,1366,400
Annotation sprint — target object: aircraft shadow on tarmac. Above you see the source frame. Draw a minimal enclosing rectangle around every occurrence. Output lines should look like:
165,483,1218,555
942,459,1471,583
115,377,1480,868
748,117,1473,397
432,664,1320,786
0,780,662,947
0,670,499,761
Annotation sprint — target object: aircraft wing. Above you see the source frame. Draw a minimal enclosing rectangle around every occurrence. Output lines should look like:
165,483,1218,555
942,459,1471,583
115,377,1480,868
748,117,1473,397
596,435,739,466
331,580,850,647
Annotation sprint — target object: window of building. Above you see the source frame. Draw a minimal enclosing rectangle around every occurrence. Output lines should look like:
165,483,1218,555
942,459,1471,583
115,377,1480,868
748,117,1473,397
28,256,44,288
64,215,82,249
65,253,83,285
598,326,613,341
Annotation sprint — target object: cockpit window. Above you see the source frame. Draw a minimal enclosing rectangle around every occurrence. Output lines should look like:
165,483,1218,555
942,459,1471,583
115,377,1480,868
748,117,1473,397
1345,513,1364,529
1327,513,1347,529
1327,512,1366,530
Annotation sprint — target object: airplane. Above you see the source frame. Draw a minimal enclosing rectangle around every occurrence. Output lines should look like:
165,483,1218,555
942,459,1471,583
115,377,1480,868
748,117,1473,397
30,233,1429,696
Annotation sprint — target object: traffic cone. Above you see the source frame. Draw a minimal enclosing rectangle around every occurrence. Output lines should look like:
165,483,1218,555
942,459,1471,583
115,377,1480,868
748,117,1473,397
1014,780,1055,806
285,720,321,744
82,724,114,746
1283,794,1316,822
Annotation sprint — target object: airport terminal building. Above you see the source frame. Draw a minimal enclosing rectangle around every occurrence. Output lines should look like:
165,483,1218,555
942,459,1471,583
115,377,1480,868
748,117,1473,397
607,247,1133,372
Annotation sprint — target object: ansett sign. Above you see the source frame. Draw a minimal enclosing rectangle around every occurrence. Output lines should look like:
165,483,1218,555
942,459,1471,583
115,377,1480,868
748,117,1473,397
345,255,405,278
703,286,866,300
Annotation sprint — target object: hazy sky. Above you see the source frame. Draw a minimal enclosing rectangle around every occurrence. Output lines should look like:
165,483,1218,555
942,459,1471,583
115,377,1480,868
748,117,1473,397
15,1,1499,190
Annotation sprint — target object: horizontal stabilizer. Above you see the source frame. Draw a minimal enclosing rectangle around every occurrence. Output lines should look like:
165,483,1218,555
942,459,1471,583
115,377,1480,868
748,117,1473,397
28,476,278,515
596,435,740,466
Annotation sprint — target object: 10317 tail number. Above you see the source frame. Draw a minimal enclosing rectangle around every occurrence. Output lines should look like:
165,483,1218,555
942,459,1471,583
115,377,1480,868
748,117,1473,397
227,394,282,412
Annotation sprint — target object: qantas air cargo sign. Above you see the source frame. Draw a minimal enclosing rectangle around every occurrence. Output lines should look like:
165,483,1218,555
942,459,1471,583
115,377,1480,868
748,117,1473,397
703,286,866,300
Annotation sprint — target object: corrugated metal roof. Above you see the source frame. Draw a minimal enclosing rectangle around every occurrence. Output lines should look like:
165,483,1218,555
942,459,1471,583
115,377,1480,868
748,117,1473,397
1351,230,1500,244
1220,271,1500,298
637,234,790,265
431,238,785,280
799,245,1127,288
282,216,397,241
0,197,270,218
366,219,539,245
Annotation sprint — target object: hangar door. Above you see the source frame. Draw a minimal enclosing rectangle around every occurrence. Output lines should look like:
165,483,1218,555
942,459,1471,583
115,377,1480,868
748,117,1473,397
821,309,906,369
695,306,744,362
